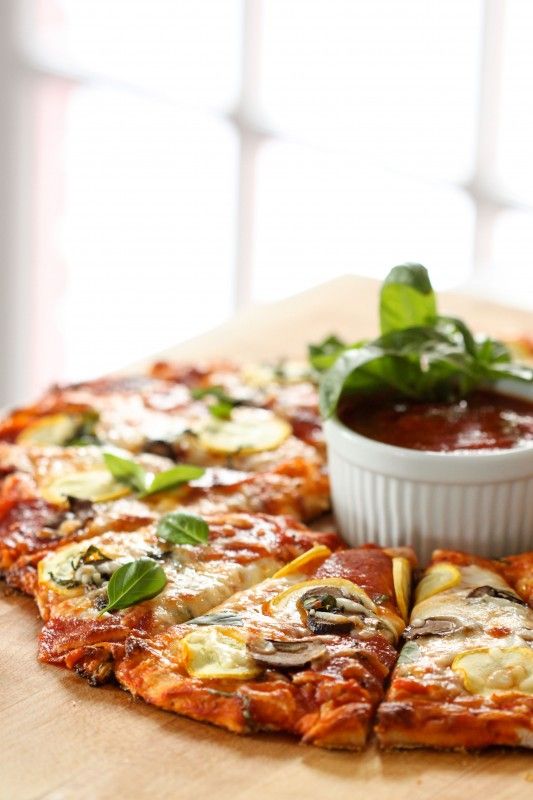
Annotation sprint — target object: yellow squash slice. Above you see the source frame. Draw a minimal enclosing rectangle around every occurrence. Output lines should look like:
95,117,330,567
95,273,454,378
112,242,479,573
415,562,461,605
392,556,411,622
198,409,291,456
38,541,107,596
271,545,332,579
452,646,533,697
181,627,261,680
41,469,130,506
17,413,83,446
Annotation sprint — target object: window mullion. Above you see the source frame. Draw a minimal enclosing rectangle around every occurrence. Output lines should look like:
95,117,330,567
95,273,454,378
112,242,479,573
233,0,264,310
470,0,507,278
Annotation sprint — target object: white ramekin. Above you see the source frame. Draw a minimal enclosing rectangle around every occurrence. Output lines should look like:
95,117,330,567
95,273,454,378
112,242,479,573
324,382,533,563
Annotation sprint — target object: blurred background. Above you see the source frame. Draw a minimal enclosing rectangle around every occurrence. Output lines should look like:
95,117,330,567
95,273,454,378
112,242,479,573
1,0,532,406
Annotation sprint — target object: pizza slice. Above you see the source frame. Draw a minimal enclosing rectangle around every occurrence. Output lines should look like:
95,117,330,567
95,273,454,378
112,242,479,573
501,551,533,607
115,545,415,749
0,361,324,469
36,513,339,685
376,549,533,749
0,443,330,582
149,357,324,454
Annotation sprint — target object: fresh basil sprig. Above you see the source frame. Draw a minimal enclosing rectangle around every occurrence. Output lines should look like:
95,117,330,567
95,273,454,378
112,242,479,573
103,452,205,498
208,401,234,420
315,263,533,417
103,452,147,493
308,334,349,373
156,511,209,545
191,386,246,421
99,558,167,615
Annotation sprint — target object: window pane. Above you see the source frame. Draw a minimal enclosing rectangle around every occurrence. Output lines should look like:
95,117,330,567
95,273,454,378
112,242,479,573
497,0,533,204
251,141,474,304
259,0,482,184
23,0,242,111
485,210,533,309
32,82,237,388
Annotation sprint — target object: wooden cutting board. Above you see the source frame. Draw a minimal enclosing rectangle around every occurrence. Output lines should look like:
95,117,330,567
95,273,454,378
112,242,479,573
2,275,533,800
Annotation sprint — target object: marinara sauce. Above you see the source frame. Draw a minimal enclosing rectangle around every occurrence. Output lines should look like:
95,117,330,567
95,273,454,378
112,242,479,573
338,390,533,452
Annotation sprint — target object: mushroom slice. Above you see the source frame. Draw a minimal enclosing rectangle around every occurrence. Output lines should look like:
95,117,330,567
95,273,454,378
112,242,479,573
467,585,527,607
403,617,463,640
306,611,354,636
247,637,327,669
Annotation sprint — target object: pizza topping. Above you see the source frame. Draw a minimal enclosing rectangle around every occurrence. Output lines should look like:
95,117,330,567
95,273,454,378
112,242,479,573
99,558,167,615
41,469,130,506
142,439,177,460
197,408,292,455
39,541,116,594
189,611,244,627
414,562,461,604
182,627,261,680
103,451,205,497
403,617,464,639
452,646,533,696
247,637,327,669
156,512,209,546
16,412,99,446
392,556,411,622
268,578,399,641
467,584,527,606
270,544,332,579
189,468,251,489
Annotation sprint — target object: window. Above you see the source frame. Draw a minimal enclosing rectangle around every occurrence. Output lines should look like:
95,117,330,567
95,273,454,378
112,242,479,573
1,0,532,405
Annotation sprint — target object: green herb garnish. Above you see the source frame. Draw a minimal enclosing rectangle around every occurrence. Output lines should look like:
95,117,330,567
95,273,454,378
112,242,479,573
156,511,209,545
65,411,100,447
99,558,167,615
208,401,234,420
315,263,533,417
103,452,147,493
189,610,244,626
103,452,205,497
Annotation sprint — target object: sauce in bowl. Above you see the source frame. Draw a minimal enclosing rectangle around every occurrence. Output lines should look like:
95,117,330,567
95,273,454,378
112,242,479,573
338,390,533,452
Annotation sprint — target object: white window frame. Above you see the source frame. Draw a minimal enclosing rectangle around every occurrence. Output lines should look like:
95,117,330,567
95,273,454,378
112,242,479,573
0,0,527,404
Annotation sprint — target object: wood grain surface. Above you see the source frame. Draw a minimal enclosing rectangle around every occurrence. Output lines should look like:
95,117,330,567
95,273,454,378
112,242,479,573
2,275,532,800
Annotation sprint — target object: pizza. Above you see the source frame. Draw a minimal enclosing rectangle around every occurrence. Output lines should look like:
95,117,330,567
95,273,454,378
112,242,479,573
501,551,533,607
115,545,415,749
1,352,533,754
0,359,324,469
36,513,339,685
376,549,533,749
0,441,330,584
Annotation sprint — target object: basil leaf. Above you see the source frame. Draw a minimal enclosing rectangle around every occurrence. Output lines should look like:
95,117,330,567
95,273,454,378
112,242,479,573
380,263,437,334
99,558,167,614
191,386,240,406
65,411,100,448
318,262,533,418
209,401,233,420
157,511,209,545
308,334,349,372
189,610,244,626
103,452,147,493
140,464,205,497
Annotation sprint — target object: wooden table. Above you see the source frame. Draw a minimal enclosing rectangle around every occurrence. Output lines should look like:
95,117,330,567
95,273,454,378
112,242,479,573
2,276,533,800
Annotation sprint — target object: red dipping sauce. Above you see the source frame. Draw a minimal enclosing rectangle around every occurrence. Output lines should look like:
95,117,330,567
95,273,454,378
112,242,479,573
338,390,533,452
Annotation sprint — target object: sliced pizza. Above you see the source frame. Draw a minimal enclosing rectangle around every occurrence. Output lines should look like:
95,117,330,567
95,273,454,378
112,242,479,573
37,513,339,685
0,443,330,582
501,551,533,608
115,545,415,749
0,361,324,469
149,357,324,454
376,549,533,750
